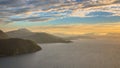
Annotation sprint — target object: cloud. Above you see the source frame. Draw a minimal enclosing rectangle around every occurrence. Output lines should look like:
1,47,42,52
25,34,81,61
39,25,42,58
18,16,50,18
8,9,72,22
70,3,120,17
0,0,119,24
28,18,53,22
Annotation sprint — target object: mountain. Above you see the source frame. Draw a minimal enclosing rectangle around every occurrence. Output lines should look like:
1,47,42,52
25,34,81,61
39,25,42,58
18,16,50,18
6,28,34,38
0,30,41,57
7,29,71,43
0,38,41,57
0,30,9,39
23,33,71,43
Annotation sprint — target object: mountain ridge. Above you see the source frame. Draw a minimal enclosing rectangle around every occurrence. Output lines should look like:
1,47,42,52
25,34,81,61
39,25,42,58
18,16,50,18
0,30,9,39
6,28,72,43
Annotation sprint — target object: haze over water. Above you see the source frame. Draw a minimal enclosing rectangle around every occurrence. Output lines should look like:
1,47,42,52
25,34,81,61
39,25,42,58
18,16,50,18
0,38,120,68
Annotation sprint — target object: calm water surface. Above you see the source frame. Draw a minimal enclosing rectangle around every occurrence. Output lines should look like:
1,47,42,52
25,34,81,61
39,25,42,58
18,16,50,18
0,39,120,68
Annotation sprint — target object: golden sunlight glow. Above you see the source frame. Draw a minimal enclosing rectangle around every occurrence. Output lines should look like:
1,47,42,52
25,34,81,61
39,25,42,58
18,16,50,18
28,22,120,35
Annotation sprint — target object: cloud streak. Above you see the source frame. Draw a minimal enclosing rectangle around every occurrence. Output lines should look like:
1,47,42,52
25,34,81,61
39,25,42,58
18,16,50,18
0,0,119,24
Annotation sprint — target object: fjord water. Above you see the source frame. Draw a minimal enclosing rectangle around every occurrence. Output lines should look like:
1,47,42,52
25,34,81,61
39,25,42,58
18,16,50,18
0,39,120,68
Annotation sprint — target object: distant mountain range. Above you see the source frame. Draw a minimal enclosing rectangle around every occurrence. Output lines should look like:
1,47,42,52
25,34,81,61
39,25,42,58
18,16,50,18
7,28,71,43
66,35,95,40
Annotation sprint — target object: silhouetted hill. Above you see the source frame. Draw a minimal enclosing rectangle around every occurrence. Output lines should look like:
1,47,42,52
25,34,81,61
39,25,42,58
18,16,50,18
6,28,34,38
0,38,41,57
0,30,9,39
7,29,71,43
23,33,71,43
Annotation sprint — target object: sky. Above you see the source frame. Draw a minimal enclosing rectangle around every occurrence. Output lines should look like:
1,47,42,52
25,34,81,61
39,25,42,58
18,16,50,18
0,0,120,35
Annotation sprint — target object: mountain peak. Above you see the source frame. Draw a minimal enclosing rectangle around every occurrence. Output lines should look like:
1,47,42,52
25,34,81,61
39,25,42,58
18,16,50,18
0,30,9,39
6,28,33,38
17,28,31,32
